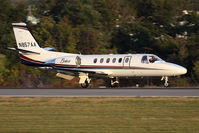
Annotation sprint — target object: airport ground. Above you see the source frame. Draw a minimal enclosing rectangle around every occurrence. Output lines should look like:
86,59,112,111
0,88,199,97
0,96,199,132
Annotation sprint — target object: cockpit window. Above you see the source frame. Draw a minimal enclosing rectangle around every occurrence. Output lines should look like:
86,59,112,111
141,56,148,64
142,55,161,64
148,55,160,63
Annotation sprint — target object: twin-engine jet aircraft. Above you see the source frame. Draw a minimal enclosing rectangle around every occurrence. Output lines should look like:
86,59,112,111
11,23,187,88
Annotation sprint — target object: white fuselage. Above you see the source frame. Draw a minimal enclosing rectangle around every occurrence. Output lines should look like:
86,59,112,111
21,51,187,78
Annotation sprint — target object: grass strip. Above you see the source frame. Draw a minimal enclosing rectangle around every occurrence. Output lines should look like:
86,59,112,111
0,97,198,133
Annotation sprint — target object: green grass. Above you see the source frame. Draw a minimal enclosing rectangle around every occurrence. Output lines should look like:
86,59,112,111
0,97,198,133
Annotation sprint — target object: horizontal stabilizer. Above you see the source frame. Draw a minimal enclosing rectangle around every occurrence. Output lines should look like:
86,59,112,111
8,47,40,54
43,47,55,51
8,47,16,50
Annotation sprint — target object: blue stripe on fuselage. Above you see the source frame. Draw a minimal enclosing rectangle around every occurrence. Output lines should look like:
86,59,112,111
21,59,48,67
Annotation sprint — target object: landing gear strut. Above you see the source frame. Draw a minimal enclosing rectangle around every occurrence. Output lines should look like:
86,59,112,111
109,77,119,87
79,73,91,88
161,76,169,87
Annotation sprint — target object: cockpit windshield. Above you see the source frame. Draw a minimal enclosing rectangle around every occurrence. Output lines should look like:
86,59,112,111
148,55,161,63
141,55,162,64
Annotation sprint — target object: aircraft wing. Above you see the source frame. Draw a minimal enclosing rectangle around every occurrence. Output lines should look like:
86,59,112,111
53,66,108,76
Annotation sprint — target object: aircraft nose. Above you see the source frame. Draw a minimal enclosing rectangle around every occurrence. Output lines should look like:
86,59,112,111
175,65,187,75
182,67,187,74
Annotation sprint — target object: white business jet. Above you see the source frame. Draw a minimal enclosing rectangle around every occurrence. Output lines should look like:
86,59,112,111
11,23,187,88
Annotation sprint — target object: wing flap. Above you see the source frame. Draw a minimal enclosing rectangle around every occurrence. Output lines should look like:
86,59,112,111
56,73,74,80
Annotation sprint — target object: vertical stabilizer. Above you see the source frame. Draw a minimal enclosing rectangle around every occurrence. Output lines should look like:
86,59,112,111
12,23,44,54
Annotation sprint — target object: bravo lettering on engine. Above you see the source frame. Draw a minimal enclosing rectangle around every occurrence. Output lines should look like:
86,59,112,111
18,42,37,47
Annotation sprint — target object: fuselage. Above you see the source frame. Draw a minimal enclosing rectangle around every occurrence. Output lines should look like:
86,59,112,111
20,51,187,78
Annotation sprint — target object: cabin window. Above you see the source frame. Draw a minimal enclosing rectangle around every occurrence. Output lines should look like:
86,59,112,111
141,56,148,64
94,58,97,63
106,58,110,63
100,58,104,63
112,58,116,63
118,58,122,63
125,58,129,63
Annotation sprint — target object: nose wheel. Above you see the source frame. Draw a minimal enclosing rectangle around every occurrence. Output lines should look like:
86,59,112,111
161,76,169,87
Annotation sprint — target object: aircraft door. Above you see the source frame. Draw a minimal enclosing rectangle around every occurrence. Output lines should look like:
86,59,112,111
123,56,132,68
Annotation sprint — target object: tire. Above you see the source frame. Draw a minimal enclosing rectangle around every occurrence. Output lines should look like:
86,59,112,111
164,82,169,87
81,80,89,88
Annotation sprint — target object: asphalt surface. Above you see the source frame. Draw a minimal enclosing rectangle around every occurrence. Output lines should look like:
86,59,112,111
0,88,199,97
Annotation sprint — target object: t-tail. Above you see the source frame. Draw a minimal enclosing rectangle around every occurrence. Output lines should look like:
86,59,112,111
11,23,76,67
12,23,44,54
11,23,49,66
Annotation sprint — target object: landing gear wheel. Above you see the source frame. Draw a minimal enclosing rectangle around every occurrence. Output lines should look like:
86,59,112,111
161,76,169,88
81,80,89,88
109,77,119,88
110,82,119,87
164,82,169,87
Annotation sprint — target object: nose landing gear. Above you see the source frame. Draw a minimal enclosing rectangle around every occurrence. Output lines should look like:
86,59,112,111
161,76,169,87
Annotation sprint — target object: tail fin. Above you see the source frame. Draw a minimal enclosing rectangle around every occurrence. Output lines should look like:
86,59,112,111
12,23,44,54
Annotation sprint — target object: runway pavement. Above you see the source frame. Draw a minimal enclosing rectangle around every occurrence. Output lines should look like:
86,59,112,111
0,88,199,97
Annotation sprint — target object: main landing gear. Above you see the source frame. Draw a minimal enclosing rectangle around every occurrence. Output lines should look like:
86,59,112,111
81,79,90,88
109,77,119,87
161,76,169,87
79,73,91,88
